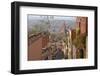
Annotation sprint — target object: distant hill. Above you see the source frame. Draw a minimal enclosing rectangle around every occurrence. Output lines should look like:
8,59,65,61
28,19,76,34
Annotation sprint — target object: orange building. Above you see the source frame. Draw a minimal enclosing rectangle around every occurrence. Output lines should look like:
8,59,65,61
76,17,88,35
28,33,49,61
42,34,49,48
75,17,88,58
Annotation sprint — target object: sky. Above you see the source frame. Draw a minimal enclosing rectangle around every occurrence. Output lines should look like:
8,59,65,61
28,14,76,21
